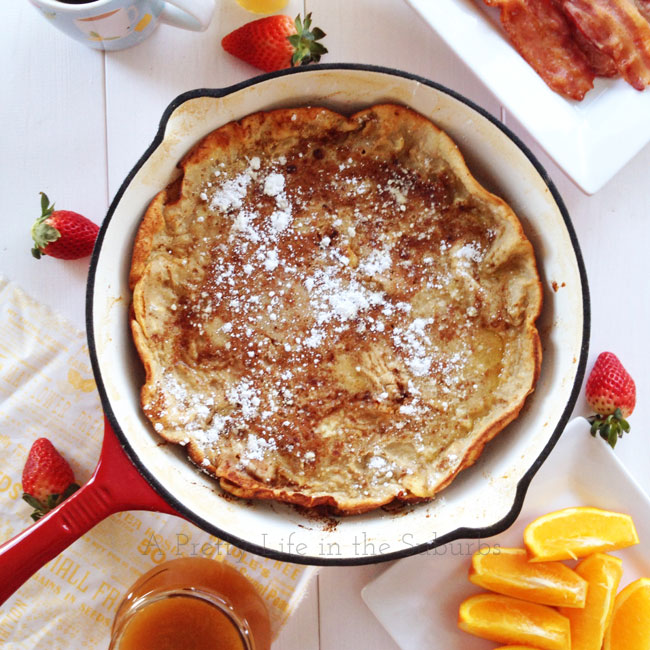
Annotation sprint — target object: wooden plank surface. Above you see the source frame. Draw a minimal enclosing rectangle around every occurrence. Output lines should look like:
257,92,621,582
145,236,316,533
274,574,320,650
319,566,400,650
1,3,107,331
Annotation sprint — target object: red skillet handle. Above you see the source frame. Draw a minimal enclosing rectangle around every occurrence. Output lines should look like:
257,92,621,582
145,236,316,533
0,418,180,606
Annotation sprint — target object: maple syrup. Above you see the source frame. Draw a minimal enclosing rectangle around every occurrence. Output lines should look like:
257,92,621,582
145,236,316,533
110,557,272,650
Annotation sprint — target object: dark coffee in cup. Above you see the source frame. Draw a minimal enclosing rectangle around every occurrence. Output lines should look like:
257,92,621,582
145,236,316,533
54,0,100,4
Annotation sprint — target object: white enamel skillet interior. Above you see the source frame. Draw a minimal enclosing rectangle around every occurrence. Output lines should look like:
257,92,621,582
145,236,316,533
87,64,590,566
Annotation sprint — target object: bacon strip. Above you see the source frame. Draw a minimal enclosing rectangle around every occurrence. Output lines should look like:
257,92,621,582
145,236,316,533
562,0,650,89
550,0,619,76
484,0,595,100
571,23,619,76
634,0,650,22
551,0,612,77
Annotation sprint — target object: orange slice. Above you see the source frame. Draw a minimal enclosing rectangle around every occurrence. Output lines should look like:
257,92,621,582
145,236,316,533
603,577,650,650
458,593,571,650
558,553,623,650
494,647,547,650
469,547,588,607
524,507,639,561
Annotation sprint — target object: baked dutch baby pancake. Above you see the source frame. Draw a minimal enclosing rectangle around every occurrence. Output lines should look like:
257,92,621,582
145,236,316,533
129,104,542,514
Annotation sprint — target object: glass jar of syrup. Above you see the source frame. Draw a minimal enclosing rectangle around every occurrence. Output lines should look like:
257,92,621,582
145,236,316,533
109,557,272,650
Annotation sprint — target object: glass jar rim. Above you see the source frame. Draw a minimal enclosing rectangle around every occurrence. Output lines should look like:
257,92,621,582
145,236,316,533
109,586,255,650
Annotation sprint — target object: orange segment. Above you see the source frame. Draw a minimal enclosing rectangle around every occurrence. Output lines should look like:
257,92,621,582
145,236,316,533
524,507,639,561
494,647,547,650
603,577,650,650
469,547,588,607
458,593,571,650
558,553,623,650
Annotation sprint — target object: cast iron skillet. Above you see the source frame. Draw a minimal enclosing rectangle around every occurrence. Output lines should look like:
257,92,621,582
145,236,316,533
0,65,589,605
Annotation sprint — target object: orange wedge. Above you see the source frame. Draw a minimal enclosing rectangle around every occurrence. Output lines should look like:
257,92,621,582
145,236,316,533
603,577,650,650
494,647,547,650
558,553,623,650
458,593,571,650
524,507,639,561
469,547,588,607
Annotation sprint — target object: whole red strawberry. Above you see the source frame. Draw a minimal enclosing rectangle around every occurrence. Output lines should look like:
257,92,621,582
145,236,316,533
585,351,636,448
222,12,327,73
31,192,99,260
22,438,80,521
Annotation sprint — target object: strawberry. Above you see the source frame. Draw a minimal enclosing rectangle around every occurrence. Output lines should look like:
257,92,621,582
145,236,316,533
31,192,99,260
222,12,327,73
22,438,80,521
585,352,636,448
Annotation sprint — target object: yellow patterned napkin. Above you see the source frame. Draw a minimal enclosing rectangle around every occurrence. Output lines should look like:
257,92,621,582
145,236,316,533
0,277,316,648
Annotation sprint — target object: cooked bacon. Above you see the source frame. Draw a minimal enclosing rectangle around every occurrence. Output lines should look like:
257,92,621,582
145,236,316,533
571,22,620,75
634,0,650,22
484,0,595,100
562,0,650,89
547,0,618,76
548,0,620,75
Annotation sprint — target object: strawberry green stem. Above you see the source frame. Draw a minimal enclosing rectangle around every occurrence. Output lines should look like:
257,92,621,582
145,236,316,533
288,13,328,67
22,483,80,521
31,192,61,259
588,408,631,448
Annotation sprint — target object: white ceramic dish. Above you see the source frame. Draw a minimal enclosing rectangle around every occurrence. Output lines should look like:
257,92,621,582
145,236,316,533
362,417,650,649
88,65,588,565
405,0,650,195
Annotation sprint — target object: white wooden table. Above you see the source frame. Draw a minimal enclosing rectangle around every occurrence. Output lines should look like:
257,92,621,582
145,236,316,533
2,1,649,648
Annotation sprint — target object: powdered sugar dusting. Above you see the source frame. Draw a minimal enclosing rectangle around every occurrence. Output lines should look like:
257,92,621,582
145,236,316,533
359,248,392,276
227,378,261,420
263,173,285,197
143,117,507,494
455,242,484,264
242,433,277,463
209,169,253,212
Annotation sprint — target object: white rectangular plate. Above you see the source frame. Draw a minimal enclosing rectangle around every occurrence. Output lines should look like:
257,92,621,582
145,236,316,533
362,418,650,650
406,0,650,194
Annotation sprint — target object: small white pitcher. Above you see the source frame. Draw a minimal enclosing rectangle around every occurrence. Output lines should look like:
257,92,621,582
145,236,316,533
28,0,214,51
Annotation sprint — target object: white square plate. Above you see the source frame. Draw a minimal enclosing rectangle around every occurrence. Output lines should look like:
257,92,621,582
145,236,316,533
362,418,650,649
406,0,650,194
